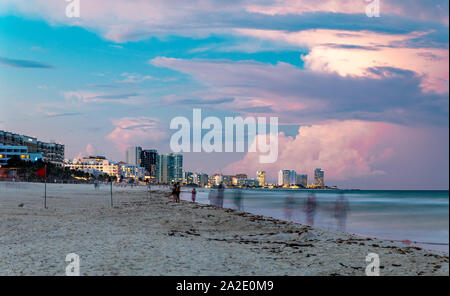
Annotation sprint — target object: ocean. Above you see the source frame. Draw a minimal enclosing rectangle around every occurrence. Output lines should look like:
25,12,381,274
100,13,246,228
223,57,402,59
181,188,449,253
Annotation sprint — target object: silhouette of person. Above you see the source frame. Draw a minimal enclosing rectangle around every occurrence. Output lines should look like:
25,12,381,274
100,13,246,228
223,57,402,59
216,182,224,208
304,193,317,226
233,188,243,211
208,188,216,206
334,192,349,231
284,194,295,220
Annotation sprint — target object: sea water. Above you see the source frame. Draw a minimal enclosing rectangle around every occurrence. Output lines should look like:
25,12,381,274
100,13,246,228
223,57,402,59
181,189,449,253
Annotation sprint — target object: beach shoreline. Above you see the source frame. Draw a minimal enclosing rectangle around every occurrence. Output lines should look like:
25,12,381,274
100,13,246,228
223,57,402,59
0,182,448,276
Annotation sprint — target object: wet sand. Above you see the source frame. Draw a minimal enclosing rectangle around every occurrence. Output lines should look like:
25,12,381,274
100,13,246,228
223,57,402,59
0,182,448,276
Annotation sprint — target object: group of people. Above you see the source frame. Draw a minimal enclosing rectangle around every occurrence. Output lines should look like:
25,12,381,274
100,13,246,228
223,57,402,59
165,184,349,232
168,183,198,203
284,192,349,231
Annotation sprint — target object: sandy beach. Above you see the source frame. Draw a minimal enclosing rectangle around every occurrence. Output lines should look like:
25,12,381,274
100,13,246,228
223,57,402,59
0,182,448,276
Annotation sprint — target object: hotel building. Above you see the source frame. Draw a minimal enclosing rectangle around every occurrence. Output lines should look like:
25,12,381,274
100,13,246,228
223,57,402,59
126,146,142,166
278,170,291,186
314,168,325,187
64,156,120,178
0,130,64,164
0,144,43,167
140,149,158,178
256,171,266,186
157,153,183,184
296,174,308,187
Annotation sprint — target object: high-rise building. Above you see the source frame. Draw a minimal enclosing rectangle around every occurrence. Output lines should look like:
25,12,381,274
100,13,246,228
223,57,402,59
157,153,183,184
157,154,168,183
198,173,209,187
278,170,291,186
289,170,297,186
126,146,142,166
222,175,233,186
296,174,308,187
140,149,158,177
213,173,223,186
314,168,325,187
256,171,266,186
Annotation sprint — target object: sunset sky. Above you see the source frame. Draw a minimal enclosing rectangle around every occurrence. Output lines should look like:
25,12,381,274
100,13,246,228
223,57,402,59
0,0,448,189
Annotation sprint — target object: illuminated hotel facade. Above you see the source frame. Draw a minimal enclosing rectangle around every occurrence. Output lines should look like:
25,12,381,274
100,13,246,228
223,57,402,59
64,156,120,178
0,144,43,167
0,130,64,164
256,171,266,186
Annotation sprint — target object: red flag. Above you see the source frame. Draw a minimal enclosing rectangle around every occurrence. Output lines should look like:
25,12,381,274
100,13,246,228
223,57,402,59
35,166,46,178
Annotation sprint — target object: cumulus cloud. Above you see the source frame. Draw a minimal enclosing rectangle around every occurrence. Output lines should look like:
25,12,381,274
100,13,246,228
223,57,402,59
225,120,392,181
225,120,449,188
73,143,97,160
106,117,167,152
85,143,96,156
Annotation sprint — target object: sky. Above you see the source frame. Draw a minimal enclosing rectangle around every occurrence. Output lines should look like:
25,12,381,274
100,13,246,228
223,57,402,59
0,0,448,189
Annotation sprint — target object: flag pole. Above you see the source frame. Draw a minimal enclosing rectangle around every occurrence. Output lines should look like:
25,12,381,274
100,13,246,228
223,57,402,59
44,165,47,209
109,176,113,207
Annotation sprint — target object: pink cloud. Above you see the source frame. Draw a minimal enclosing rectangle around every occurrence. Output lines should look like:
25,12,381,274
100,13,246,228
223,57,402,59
85,143,96,155
224,120,396,182
236,28,449,93
246,0,449,23
106,117,167,152
246,0,368,16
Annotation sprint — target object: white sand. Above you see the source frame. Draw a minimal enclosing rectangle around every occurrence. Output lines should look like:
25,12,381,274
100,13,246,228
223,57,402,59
0,182,448,276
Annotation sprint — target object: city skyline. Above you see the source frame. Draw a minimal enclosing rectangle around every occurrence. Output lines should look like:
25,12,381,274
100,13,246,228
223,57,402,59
0,1,448,189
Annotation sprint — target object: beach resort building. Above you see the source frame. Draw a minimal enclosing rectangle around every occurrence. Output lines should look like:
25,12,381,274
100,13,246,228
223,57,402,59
64,156,120,178
256,171,266,186
0,130,64,164
0,144,43,167
119,164,146,181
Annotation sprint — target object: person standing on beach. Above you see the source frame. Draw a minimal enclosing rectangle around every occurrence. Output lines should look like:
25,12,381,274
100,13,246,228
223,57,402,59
191,188,197,202
217,183,224,208
175,182,181,203
170,183,178,202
